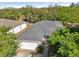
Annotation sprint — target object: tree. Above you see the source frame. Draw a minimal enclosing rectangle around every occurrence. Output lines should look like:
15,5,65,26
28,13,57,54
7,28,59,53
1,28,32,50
0,26,17,57
47,5,57,21
47,28,79,57
75,2,79,7
70,3,75,7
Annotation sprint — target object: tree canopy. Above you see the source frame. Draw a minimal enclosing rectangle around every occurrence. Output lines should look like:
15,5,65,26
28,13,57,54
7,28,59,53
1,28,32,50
47,28,79,57
0,26,17,57
0,2,79,23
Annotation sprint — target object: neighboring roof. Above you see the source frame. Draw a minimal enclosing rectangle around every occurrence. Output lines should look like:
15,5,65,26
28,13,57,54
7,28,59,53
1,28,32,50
17,20,64,42
0,18,25,28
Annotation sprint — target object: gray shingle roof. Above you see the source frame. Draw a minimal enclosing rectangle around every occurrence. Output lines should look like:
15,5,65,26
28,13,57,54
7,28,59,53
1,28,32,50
0,18,25,28
17,20,63,42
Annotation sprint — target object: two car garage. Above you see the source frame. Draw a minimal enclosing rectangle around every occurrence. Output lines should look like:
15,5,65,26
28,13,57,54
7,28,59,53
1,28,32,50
19,41,41,50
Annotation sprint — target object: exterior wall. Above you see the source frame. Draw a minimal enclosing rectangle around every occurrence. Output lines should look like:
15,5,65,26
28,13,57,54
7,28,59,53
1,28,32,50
8,22,27,34
12,26,21,33
19,42,41,50
20,23,26,30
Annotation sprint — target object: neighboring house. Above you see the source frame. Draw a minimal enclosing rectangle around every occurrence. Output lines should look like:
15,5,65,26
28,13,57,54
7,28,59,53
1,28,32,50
17,20,64,51
8,22,27,34
0,19,27,34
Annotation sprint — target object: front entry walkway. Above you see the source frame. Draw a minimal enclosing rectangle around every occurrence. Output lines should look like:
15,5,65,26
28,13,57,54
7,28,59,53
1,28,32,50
16,48,35,57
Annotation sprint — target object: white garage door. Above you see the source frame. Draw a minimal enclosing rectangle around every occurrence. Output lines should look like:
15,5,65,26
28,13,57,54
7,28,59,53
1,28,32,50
20,42,39,50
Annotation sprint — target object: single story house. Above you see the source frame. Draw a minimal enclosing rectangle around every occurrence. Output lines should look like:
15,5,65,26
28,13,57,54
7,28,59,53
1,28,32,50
0,19,28,34
0,19,64,56
17,20,64,51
